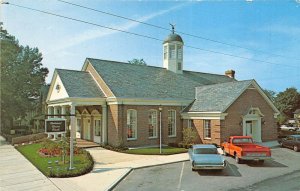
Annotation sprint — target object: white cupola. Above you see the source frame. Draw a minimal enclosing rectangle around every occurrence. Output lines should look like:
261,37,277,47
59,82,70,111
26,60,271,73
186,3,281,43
163,25,184,74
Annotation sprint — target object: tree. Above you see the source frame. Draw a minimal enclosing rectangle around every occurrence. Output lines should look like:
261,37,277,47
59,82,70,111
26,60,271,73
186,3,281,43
0,23,49,128
263,89,276,103
128,58,147,65
275,87,300,119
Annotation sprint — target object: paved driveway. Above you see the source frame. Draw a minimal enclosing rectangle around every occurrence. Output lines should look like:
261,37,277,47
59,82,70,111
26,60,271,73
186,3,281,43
115,147,300,191
0,136,59,191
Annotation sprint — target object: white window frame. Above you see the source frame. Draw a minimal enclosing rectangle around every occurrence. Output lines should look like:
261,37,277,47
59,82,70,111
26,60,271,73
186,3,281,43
127,109,137,140
148,110,158,138
177,45,182,59
168,110,176,137
204,120,211,139
169,45,176,59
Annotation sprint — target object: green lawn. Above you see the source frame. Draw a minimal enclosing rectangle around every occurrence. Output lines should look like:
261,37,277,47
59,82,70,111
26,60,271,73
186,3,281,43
123,146,188,155
16,143,94,177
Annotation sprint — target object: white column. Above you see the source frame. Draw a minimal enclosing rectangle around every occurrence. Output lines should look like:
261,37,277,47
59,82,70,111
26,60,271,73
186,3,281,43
47,106,52,138
61,106,66,137
101,104,107,144
61,106,66,119
53,106,58,118
69,104,76,169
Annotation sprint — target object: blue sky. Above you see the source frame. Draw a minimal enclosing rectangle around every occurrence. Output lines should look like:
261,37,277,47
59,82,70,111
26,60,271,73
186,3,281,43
2,0,300,93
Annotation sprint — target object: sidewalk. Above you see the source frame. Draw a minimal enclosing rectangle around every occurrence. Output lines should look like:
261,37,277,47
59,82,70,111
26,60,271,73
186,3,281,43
50,147,189,191
0,136,60,191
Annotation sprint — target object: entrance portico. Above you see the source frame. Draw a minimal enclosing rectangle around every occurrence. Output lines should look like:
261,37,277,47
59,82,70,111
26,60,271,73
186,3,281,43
47,98,107,145
242,107,263,143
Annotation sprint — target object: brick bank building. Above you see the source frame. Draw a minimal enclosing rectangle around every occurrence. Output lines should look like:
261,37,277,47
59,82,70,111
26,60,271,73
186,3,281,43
46,31,279,147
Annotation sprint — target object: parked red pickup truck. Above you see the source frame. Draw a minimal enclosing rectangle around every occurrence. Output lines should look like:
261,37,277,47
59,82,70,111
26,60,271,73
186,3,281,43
221,136,271,164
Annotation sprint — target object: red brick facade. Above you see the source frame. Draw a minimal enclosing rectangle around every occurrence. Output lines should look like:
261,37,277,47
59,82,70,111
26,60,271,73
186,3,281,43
189,88,277,146
107,105,183,147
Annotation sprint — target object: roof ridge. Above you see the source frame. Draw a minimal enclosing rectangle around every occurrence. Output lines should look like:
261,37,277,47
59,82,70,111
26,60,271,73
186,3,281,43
183,69,228,77
195,79,253,89
87,57,165,69
56,68,88,73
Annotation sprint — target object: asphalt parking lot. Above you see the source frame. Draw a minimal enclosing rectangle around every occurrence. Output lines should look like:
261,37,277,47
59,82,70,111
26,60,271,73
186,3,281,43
115,147,300,191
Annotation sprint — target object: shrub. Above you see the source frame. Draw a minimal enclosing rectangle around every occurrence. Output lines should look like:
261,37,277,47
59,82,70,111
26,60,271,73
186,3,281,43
182,127,197,146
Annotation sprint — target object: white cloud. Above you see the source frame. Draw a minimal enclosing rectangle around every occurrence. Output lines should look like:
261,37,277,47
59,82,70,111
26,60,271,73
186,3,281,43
46,3,187,55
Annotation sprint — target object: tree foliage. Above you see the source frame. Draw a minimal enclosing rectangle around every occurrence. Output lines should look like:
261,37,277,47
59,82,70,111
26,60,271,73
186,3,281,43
274,87,300,119
263,89,276,103
128,58,147,65
1,23,49,127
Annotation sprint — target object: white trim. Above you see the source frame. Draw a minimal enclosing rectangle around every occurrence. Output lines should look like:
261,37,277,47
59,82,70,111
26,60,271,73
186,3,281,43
46,70,70,102
87,70,108,98
221,80,280,116
47,97,106,106
82,59,115,97
107,97,192,106
182,112,228,120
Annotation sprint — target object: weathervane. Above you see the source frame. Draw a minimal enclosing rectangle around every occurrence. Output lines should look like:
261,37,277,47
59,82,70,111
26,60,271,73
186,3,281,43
169,23,175,34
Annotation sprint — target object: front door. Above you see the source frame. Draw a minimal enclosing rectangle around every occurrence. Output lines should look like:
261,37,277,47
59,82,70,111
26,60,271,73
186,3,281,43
83,118,91,140
245,121,253,137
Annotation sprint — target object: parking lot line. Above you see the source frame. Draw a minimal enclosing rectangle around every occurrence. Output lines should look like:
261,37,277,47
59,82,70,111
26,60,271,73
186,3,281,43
177,162,185,190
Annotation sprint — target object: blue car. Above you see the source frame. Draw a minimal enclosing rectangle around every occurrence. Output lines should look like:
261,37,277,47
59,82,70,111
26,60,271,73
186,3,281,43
189,144,227,171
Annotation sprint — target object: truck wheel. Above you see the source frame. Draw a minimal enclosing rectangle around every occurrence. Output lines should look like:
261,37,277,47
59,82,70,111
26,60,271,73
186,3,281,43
235,154,242,164
192,161,196,171
294,146,299,152
258,160,264,164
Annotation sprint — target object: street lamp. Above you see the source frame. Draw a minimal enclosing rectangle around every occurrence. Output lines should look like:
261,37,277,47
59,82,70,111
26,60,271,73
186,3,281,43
159,106,162,154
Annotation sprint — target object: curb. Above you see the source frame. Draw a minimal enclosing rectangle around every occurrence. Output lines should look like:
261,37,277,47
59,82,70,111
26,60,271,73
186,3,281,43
106,159,189,190
107,168,133,191
133,159,189,170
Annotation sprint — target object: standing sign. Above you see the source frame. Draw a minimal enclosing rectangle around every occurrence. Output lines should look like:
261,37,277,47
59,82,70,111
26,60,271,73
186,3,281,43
45,119,66,133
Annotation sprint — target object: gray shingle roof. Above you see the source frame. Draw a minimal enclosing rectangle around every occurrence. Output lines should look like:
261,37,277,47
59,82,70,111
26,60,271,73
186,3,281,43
87,58,235,100
56,69,105,98
184,80,253,112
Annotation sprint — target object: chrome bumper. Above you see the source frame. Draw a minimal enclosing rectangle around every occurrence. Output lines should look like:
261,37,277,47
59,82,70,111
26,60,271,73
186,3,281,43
240,156,271,160
193,162,226,170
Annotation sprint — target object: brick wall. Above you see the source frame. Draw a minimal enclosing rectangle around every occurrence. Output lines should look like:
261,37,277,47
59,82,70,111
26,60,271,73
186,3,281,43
191,119,222,145
222,88,277,142
107,104,183,147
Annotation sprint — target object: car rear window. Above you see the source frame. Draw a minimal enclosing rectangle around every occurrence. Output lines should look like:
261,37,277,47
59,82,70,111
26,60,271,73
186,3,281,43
194,148,218,154
232,138,253,144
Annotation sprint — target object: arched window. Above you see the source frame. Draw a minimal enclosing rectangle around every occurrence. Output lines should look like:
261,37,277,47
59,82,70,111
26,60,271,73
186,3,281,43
148,110,158,138
127,109,137,140
168,110,176,137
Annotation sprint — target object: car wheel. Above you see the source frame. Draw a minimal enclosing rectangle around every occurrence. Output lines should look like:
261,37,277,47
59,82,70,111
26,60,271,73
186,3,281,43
235,154,242,164
294,146,299,152
222,148,227,156
280,142,284,148
192,161,195,171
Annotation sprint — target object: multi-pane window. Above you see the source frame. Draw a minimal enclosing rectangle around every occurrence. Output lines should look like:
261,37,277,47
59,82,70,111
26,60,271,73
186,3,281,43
177,45,182,59
148,110,157,138
127,110,137,139
94,119,101,136
204,120,211,138
168,110,176,136
164,46,167,60
169,45,176,59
